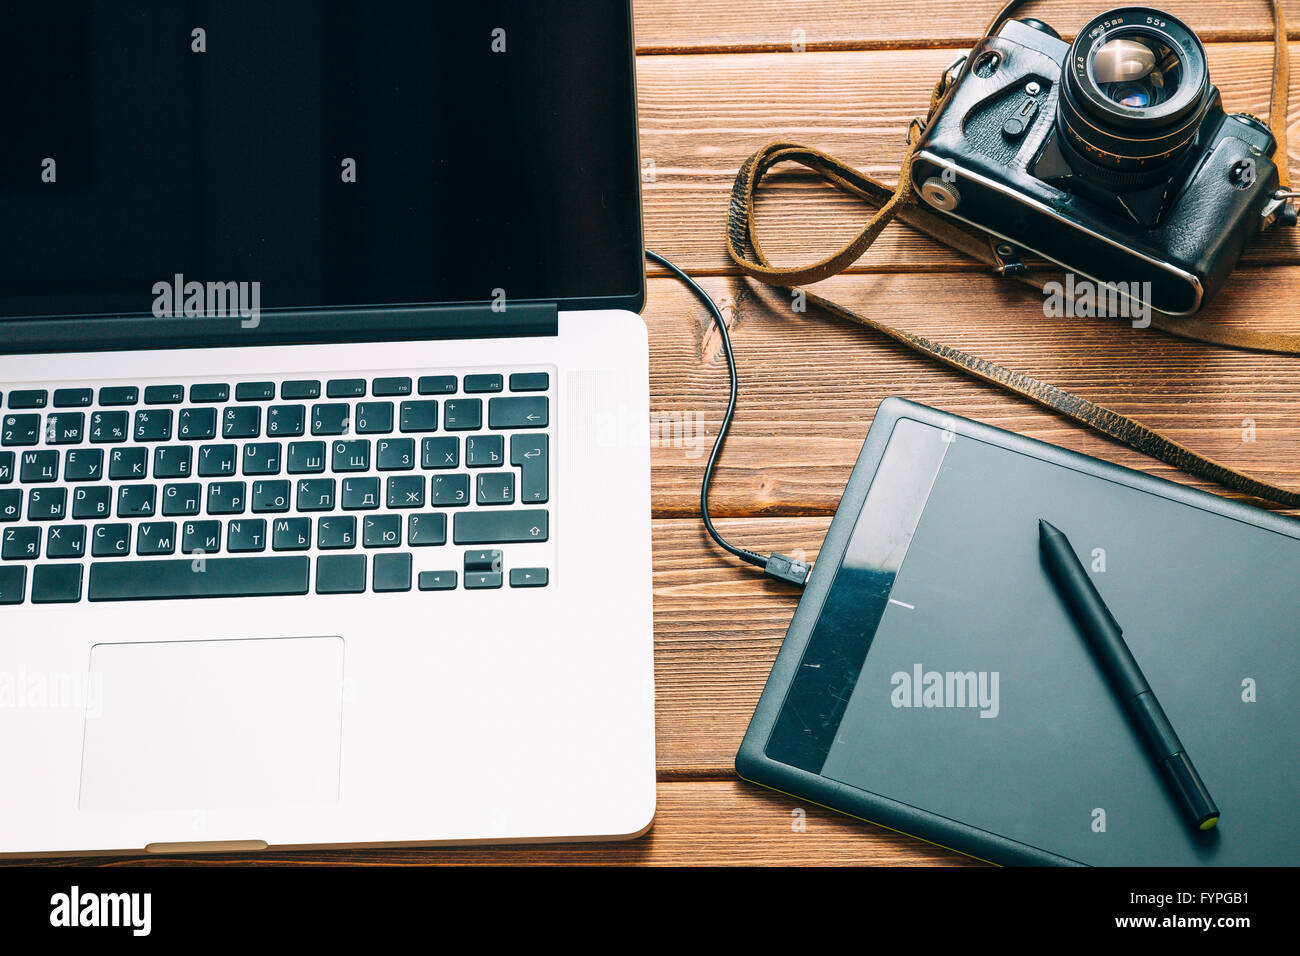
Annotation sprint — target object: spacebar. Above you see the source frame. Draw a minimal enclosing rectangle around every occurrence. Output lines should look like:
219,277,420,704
88,557,310,601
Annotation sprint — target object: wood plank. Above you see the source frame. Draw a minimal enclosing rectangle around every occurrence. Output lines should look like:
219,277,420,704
13,779,972,866
635,0,1300,52
645,272,1300,517
651,516,825,775
638,44,1300,275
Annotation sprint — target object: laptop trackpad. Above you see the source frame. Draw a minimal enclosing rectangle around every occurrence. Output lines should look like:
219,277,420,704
80,637,345,813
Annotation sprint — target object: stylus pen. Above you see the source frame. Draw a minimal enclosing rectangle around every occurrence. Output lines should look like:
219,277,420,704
1038,520,1220,832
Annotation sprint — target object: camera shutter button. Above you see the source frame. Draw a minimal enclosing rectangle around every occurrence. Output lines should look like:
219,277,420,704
921,177,961,211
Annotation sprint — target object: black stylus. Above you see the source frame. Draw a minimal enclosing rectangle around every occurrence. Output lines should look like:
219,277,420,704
1038,519,1220,831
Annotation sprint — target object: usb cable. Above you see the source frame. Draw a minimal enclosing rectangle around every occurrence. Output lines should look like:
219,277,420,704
645,249,811,587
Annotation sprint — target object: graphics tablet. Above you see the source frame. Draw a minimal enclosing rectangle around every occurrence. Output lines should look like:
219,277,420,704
736,398,1300,866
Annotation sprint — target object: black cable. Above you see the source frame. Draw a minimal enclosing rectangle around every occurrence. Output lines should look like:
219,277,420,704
645,249,810,587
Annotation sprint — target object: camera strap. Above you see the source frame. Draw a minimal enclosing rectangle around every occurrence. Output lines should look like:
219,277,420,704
725,0,1300,508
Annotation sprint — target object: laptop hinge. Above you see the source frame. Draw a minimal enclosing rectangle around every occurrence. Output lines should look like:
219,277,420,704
0,301,558,355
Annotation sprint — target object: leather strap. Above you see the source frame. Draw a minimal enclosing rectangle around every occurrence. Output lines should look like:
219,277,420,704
724,1,1300,508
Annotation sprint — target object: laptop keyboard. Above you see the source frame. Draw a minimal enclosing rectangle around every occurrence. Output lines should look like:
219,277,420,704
0,369,553,605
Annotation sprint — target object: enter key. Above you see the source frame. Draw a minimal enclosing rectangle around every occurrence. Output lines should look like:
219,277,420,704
510,433,548,504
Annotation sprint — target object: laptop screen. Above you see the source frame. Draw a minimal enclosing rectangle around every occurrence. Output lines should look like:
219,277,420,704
0,1,643,324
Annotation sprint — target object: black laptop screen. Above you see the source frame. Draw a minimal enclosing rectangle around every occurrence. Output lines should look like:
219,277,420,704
0,1,643,323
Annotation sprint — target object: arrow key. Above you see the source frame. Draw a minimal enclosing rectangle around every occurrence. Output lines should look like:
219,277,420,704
509,568,548,588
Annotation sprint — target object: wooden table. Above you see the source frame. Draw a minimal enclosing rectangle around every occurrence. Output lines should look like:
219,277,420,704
36,0,1300,867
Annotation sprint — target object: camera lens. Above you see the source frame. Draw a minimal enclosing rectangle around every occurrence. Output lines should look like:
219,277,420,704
1057,8,1210,189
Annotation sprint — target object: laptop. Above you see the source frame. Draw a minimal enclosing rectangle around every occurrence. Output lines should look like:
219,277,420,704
0,1,655,855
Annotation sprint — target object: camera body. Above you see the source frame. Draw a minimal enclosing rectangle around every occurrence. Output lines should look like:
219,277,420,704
910,9,1284,316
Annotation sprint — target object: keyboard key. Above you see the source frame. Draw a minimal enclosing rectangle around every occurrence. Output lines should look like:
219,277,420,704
8,389,48,409
161,483,202,517
88,556,310,602
453,509,548,545
178,407,217,440
0,489,21,522
98,386,139,406
2,414,41,446
27,487,68,521
3,526,40,559
266,405,305,437
354,402,393,435
143,385,184,405
442,399,482,431
465,435,504,467
316,554,366,594
421,437,459,469
72,486,112,520
197,444,238,477
417,570,457,591
488,396,548,430
311,403,350,436
398,401,438,433
227,519,267,553
287,441,327,474
281,380,321,400
465,571,503,590
332,439,370,472
508,372,550,392
464,549,502,573
89,410,129,443
108,447,148,480
511,434,548,504
45,524,86,558
235,382,276,402
136,522,177,556
182,520,221,554
92,523,131,557
317,516,357,550
407,513,447,547
152,445,193,479
252,480,291,514
372,377,413,397
241,441,282,476
272,517,312,551
341,477,380,510
53,388,95,408
0,565,26,603
222,406,261,439
326,378,366,399
20,450,59,483
362,515,402,548
296,478,336,512
31,563,81,603
376,438,416,471
116,483,157,518
417,375,457,395
189,383,230,403
0,452,11,483
373,552,411,592
509,567,549,588
133,408,173,441
386,476,425,509
476,472,515,506
47,412,85,444
464,374,503,394
206,481,246,515
429,473,470,507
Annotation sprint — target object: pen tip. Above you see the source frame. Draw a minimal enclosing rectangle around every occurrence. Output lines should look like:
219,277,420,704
1038,519,1060,538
